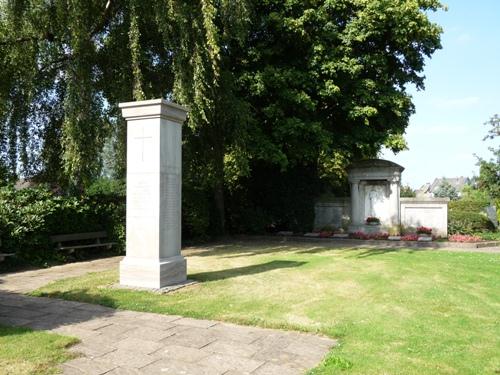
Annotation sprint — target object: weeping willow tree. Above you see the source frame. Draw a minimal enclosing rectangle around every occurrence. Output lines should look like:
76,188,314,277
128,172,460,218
0,0,443,235
0,0,250,192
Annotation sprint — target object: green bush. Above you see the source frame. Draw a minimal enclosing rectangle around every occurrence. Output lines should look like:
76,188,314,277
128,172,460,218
448,194,496,235
0,180,125,267
448,209,495,235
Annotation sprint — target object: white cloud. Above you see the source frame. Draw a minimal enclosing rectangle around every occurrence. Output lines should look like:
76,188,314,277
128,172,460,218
432,96,480,110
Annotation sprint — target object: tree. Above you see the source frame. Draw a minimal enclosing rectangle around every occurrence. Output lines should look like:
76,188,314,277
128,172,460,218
477,114,500,200
434,180,459,200
0,1,444,234
401,185,416,198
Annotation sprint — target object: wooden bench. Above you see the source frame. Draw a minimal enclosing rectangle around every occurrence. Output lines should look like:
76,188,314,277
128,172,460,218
0,238,15,262
50,231,114,253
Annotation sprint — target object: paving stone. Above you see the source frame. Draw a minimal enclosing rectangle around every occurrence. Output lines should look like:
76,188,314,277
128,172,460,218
103,366,143,375
153,344,211,363
115,337,164,355
140,358,221,375
98,349,157,368
63,358,117,374
126,326,176,342
136,312,182,325
1,306,48,319
75,334,119,349
0,315,33,326
251,333,296,350
251,362,303,375
283,339,333,359
73,318,113,331
161,327,217,349
69,342,116,358
202,340,260,358
95,323,136,338
252,348,306,369
197,353,264,373
207,323,264,344
175,317,218,328
51,326,99,340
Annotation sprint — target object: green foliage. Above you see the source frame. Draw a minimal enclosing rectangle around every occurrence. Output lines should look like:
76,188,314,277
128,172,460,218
227,165,322,233
400,185,416,197
182,185,211,240
448,197,495,235
434,180,459,200
0,1,444,237
0,183,124,266
448,211,494,235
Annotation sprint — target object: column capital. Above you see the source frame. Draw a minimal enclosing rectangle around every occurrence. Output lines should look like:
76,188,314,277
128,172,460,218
119,99,188,123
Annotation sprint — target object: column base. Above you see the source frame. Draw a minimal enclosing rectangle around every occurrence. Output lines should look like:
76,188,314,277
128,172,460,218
120,255,187,289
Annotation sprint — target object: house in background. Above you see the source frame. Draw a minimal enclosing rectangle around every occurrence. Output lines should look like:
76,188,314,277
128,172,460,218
417,177,471,197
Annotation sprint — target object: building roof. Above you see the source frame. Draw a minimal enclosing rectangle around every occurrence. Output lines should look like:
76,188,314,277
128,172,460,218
417,177,470,196
348,159,405,172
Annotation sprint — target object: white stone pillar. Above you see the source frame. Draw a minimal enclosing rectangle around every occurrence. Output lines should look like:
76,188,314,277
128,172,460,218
119,99,188,289
390,180,401,226
350,181,361,225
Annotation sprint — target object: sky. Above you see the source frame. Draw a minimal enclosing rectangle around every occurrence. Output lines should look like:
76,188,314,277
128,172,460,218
381,0,500,189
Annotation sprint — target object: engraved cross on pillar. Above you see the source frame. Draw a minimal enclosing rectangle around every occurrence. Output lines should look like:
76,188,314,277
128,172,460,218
133,126,153,162
119,99,188,289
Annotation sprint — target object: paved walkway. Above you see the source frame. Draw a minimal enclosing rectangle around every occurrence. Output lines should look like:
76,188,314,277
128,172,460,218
0,258,336,375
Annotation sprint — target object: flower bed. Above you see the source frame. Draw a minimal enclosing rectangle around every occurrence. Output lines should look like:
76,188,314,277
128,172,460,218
401,234,419,241
350,231,389,240
448,234,481,243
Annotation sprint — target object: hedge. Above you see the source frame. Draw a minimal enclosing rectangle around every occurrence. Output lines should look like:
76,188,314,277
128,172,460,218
448,197,495,235
0,180,125,267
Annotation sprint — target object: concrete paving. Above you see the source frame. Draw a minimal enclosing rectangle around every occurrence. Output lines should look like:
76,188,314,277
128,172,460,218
0,257,336,374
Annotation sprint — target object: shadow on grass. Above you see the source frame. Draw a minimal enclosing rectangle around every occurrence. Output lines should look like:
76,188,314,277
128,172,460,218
190,260,307,281
351,247,420,258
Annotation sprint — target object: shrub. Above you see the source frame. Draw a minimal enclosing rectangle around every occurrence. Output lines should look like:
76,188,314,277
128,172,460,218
448,234,481,243
448,196,495,235
448,211,495,235
0,181,125,267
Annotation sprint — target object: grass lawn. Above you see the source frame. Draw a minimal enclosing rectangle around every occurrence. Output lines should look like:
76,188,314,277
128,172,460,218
0,324,78,374
32,241,500,374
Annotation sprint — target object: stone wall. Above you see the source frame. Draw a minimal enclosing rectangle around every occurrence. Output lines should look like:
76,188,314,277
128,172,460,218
400,197,449,237
314,198,350,230
314,197,449,237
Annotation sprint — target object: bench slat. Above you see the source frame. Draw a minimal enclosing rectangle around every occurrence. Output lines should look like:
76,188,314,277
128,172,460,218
50,231,108,243
56,242,115,251
0,253,15,262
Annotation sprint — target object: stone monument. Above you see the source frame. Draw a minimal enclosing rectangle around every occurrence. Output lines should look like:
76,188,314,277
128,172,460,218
348,159,404,233
119,99,188,289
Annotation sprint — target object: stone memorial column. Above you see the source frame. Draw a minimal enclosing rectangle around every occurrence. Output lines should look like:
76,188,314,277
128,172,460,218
350,180,362,226
389,179,401,226
119,99,188,289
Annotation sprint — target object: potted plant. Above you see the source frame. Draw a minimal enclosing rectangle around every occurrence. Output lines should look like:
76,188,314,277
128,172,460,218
416,226,432,235
416,226,433,241
365,216,380,225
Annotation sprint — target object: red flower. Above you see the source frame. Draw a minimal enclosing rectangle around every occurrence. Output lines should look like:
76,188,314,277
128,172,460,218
416,226,432,235
448,234,481,243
